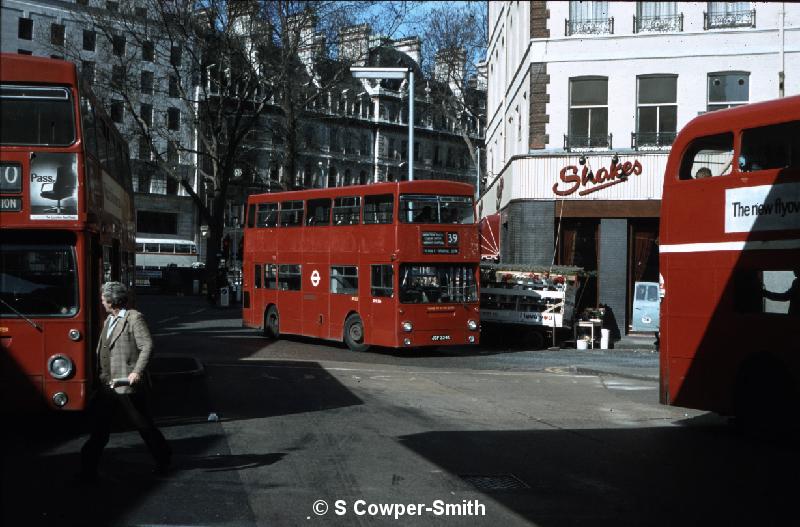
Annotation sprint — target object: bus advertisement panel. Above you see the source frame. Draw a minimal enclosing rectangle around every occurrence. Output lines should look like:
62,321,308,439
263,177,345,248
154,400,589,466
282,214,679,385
0,54,136,411
659,95,800,424
242,181,480,351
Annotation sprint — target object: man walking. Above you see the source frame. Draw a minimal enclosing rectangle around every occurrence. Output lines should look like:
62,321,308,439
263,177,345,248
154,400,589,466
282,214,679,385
79,281,171,482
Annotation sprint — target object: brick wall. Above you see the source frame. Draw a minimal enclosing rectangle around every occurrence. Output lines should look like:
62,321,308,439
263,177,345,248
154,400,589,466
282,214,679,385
529,63,550,150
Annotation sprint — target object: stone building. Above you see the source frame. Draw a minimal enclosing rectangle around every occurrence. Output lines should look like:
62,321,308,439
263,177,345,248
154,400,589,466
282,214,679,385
483,1,799,336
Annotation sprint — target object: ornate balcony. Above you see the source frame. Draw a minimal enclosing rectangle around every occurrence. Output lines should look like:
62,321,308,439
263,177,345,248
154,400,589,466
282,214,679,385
631,131,676,150
634,13,683,34
704,9,756,30
565,17,614,36
564,134,613,151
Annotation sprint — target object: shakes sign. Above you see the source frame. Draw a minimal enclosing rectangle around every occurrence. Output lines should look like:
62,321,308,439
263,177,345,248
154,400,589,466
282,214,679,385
553,158,643,197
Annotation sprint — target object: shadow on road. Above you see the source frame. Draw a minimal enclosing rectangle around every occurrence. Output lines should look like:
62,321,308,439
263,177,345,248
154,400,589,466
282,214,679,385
399,417,799,526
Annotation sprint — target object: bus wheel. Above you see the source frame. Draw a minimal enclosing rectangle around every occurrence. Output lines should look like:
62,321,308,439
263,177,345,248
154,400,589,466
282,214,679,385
344,314,369,352
264,306,280,339
527,329,545,350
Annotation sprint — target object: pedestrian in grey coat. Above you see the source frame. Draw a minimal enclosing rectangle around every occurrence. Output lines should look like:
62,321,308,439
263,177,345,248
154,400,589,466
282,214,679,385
79,281,171,482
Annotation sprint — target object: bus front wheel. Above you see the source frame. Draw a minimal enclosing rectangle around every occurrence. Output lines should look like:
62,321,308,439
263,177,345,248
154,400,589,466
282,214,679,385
344,314,369,352
264,306,280,339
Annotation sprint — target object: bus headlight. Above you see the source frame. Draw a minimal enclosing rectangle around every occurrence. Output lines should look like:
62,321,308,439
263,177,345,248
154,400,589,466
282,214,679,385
52,392,69,407
68,329,81,341
47,354,74,380
467,319,478,331
401,321,413,332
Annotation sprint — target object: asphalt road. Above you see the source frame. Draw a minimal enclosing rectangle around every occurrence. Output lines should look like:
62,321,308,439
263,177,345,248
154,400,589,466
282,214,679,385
3,295,797,527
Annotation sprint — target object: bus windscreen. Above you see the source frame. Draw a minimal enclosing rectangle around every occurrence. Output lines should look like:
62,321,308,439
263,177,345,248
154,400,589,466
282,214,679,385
0,244,78,316
399,264,478,304
0,86,75,146
399,195,475,224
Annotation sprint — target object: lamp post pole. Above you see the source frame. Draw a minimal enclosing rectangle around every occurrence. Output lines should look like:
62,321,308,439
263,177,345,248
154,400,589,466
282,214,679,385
407,69,414,181
350,67,414,182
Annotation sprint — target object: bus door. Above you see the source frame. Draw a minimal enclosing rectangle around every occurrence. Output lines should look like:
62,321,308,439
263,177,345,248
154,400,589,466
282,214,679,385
302,262,328,338
367,263,396,346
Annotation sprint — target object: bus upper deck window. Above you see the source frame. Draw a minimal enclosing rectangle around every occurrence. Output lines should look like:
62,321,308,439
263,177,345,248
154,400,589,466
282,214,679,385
679,132,734,180
740,120,800,172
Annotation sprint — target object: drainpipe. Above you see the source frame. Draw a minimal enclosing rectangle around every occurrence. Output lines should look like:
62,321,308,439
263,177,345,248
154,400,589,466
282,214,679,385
780,2,786,98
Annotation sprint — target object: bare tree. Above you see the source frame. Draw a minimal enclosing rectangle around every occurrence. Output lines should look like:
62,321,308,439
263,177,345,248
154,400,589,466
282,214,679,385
415,1,487,183
58,0,410,295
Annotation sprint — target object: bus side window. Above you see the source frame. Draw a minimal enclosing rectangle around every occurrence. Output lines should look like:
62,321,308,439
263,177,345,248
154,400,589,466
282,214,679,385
257,203,278,227
740,120,800,172
254,264,262,289
307,198,331,226
679,132,734,180
371,264,393,297
364,195,394,224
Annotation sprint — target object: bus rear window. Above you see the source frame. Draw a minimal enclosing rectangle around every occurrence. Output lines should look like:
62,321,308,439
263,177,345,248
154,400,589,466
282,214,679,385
679,132,734,180
0,243,78,316
740,120,800,172
0,85,76,146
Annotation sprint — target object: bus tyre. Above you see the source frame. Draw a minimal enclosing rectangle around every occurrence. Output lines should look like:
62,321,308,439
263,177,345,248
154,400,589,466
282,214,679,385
527,329,545,350
344,314,369,352
264,306,280,339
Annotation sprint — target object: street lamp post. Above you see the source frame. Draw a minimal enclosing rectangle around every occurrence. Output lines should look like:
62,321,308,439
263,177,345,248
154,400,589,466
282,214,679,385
350,66,414,181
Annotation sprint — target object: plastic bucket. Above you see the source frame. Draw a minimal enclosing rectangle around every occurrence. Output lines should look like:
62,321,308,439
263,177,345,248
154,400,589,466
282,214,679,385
600,329,610,349
577,339,588,350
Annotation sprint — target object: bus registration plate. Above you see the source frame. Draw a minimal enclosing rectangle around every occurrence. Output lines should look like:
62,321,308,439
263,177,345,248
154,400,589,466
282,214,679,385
0,197,22,212
431,335,451,341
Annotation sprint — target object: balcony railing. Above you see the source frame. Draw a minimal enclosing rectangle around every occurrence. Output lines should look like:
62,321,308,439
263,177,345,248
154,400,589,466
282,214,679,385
634,13,683,33
631,131,676,150
564,134,613,151
565,17,614,36
704,9,756,29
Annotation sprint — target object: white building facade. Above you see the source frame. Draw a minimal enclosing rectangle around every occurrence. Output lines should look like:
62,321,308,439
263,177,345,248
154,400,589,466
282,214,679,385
484,1,800,335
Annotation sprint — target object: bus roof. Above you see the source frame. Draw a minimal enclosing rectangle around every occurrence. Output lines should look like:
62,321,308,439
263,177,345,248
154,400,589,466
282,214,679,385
676,95,800,142
0,53,77,85
247,180,476,204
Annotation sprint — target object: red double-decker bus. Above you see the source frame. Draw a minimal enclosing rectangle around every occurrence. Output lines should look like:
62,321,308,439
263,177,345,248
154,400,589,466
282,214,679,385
659,96,800,425
242,181,480,351
1,54,136,411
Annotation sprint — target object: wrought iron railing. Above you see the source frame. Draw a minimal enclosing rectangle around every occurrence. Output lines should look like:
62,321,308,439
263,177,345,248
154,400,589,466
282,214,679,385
565,17,614,36
634,13,683,33
631,131,676,150
564,134,613,151
704,9,756,29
